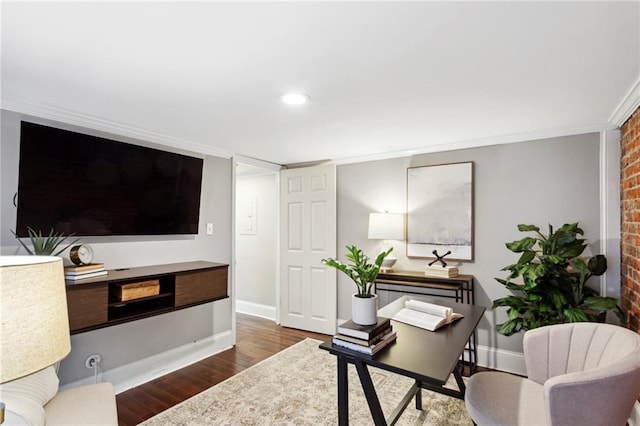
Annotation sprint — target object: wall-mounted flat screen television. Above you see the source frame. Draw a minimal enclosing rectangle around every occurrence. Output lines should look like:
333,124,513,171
16,121,203,237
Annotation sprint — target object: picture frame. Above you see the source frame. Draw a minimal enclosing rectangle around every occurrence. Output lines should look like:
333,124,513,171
406,161,474,261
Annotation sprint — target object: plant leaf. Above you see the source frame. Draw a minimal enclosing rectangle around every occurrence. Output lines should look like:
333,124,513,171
587,255,607,276
506,237,537,253
563,307,589,322
543,254,564,264
518,224,540,232
517,250,535,265
496,318,523,336
505,282,526,291
492,296,526,309
557,241,586,258
549,290,567,309
583,297,619,311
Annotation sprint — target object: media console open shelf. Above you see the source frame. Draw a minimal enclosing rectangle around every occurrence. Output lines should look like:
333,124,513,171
65,261,229,334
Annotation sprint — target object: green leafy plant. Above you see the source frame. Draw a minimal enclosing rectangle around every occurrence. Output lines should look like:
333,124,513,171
11,227,79,256
322,245,393,297
493,223,623,336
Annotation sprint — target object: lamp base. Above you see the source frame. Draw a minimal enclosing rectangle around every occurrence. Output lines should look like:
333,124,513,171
380,256,397,273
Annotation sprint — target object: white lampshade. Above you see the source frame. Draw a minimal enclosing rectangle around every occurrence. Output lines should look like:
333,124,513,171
368,213,404,241
0,256,71,383
368,213,404,272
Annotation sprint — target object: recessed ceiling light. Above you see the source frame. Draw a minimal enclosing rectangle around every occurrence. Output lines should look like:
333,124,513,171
281,93,309,105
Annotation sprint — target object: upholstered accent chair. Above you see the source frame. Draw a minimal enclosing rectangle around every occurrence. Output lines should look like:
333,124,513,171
465,322,640,426
0,365,117,425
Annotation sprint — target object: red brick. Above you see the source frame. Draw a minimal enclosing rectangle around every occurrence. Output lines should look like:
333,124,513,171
621,105,640,332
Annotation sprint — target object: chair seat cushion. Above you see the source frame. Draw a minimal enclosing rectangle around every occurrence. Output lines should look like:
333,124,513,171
44,382,118,426
465,371,547,426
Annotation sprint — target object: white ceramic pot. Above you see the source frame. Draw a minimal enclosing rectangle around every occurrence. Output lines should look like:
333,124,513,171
352,293,378,325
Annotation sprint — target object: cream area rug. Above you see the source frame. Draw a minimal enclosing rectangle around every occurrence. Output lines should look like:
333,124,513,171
140,338,471,425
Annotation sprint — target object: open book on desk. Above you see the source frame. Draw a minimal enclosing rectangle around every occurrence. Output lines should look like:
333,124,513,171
392,299,464,331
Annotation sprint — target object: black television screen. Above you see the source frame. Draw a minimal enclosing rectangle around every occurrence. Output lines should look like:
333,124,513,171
16,122,203,237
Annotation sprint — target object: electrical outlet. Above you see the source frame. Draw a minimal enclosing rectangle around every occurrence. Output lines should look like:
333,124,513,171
85,354,102,369
206,223,214,235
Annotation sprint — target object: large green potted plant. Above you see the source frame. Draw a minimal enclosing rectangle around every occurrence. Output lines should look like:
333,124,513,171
322,245,393,325
492,223,623,336
11,227,79,256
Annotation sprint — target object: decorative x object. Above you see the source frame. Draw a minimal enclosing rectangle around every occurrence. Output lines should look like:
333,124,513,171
428,250,452,268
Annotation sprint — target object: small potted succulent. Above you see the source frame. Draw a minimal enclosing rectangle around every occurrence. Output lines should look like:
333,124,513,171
322,245,393,325
11,227,79,256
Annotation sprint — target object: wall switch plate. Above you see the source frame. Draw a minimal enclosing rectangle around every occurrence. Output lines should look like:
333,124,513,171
206,223,214,235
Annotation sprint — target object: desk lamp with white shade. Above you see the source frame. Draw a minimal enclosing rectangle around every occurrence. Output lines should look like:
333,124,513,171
368,212,404,272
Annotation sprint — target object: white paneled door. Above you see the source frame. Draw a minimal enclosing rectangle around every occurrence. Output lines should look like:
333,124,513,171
279,164,337,334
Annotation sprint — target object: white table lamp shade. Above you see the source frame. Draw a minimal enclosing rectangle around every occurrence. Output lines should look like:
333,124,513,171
0,256,71,383
368,213,404,241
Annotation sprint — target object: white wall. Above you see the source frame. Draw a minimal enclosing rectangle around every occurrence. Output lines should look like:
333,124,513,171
1,110,233,387
235,171,278,318
337,133,601,357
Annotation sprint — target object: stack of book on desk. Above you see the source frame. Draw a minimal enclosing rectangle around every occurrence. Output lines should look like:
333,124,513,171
332,317,396,355
424,265,458,278
64,263,108,281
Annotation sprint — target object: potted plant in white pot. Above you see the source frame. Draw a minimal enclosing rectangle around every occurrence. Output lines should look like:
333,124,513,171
322,245,393,325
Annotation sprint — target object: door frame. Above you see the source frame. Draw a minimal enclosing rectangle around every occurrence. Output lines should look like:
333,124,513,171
231,156,283,344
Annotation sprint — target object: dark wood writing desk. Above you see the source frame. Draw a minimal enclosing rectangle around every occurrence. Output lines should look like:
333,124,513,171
319,296,485,425
374,271,478,371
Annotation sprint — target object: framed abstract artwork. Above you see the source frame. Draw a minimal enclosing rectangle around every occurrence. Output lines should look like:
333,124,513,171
406,162,474,261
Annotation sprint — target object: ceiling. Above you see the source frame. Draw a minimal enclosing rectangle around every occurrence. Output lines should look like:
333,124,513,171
2,1,639,166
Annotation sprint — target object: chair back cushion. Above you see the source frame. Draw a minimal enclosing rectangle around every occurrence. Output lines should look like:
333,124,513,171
524,322,640,384
524,323,640,426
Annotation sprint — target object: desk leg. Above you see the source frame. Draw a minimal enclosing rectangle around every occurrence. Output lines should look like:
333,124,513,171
337,355,349,425
354,360,387,426
453,365,466,396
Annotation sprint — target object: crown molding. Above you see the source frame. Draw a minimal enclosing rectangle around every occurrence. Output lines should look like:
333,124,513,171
609,75,640,126
333,123,617,165
0,96,234,159
1,96,623,167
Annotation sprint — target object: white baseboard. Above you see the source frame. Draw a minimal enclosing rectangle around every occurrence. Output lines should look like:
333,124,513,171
476,344,526,376
61,330,233,394
236,300,276,321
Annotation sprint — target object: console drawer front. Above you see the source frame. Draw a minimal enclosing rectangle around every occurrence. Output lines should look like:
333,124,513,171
67,285,108,332
175,267,228,307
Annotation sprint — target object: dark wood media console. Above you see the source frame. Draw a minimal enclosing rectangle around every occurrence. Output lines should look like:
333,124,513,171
65,261,229,334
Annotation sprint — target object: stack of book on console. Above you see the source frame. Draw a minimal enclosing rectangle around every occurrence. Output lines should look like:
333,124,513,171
332,317,396,355
64,263,107,281
424,265,458,278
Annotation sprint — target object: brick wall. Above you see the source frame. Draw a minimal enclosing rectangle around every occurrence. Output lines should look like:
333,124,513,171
621,106,640,333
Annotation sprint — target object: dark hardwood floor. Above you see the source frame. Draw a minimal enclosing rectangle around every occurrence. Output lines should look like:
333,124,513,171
116,314,329,426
